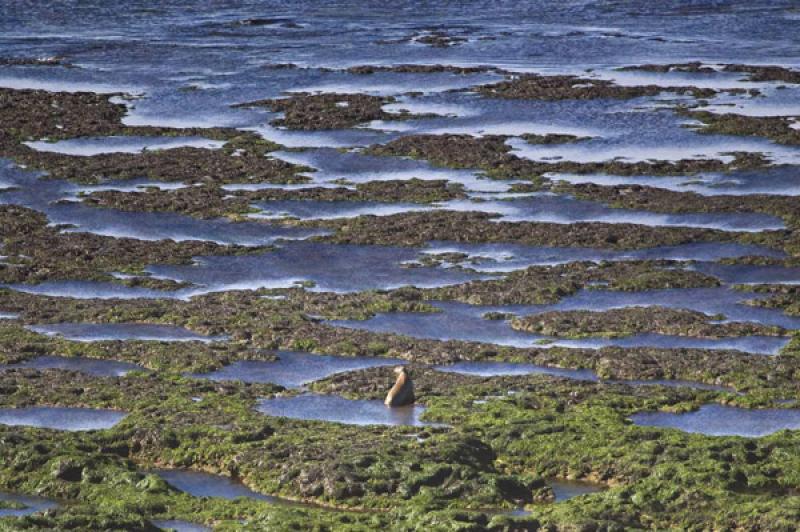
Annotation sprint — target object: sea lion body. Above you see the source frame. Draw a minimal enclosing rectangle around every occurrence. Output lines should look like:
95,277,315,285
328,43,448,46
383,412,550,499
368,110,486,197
384,367,415,407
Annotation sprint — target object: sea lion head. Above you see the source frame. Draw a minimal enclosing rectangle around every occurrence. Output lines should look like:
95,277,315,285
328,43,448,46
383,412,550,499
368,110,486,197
393,366,409,376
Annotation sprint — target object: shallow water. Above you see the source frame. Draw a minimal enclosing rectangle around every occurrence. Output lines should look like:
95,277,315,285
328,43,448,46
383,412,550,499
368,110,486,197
271,147,511,193
439,194,784,232
421,240,784,272
509,131,800,166
504,286,800,330
256,393,434,426
436,361,598,381
189,350,403,388
2,355,142,377
691,262,800,285
550,480,606,502
551,165,800,197
0,406,126,431
249,199,426,221
332,300,789,355
151,520,211,532
253,192,788,232
24,135,225,156
6,238,791,302
0,159,323,246
27,323,226,342
145,241,490,295
75,178,190,194
0,493,58,518
435,361,731,392
154,468,278,503
630,403,800,437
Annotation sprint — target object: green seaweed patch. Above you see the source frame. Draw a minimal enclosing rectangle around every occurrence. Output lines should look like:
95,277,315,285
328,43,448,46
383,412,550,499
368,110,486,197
520,133,593,144
234,92,437,130
7,134,310,186
418,260,721,305
307,210,738,249
365,133,770,181
79,179,467,219
683,109,800,146
473,73,721,100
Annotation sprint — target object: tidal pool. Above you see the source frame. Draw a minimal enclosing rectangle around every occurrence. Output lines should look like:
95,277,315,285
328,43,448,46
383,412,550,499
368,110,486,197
549,165,800,197
249,199,426,221
3,280,188,300
271,147,512,193
551,480,607,502
24,135,225,156
189,351,403,388
0,160,323,246
145,241,491,295
435,361,731,392
27,323,226,343
151,520,210,532
438,194,784,232
256,393,434,426
154,469,278,503
0,493,58,518
435,361,598,381
691,262,800,286
260,191,788,232
0,406,126,431
507,126,800,166
421,240,784,272
630,404,800,437
2,355,142,377
524,286,800,331
142,239,784,298
332,301,789,355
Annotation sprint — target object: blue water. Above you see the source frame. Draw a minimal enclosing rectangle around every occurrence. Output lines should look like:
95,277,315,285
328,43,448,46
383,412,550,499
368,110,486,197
188,350,403,388
631,404,800,437
256,393,435,426
0,406,126,431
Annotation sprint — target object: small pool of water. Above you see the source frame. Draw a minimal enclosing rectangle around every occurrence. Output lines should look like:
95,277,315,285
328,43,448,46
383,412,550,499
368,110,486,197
151,520,211,532
249,199,426,220
28,323,226,342
549,165,800,197
422,240,784,273
439,194,784,232
153,468,278,503
24,135,225,156
332,301,789,355
630,403,800,437
189,351,403,388
550,479,606,502
0,492,58,518
272,147,511,193
256,393,435,426
2,355,143,377
435,361,597,381
0,406,126,431
436,361,731,392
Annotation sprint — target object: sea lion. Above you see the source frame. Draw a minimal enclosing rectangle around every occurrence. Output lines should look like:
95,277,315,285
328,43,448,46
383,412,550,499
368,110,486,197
384,366,414,407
